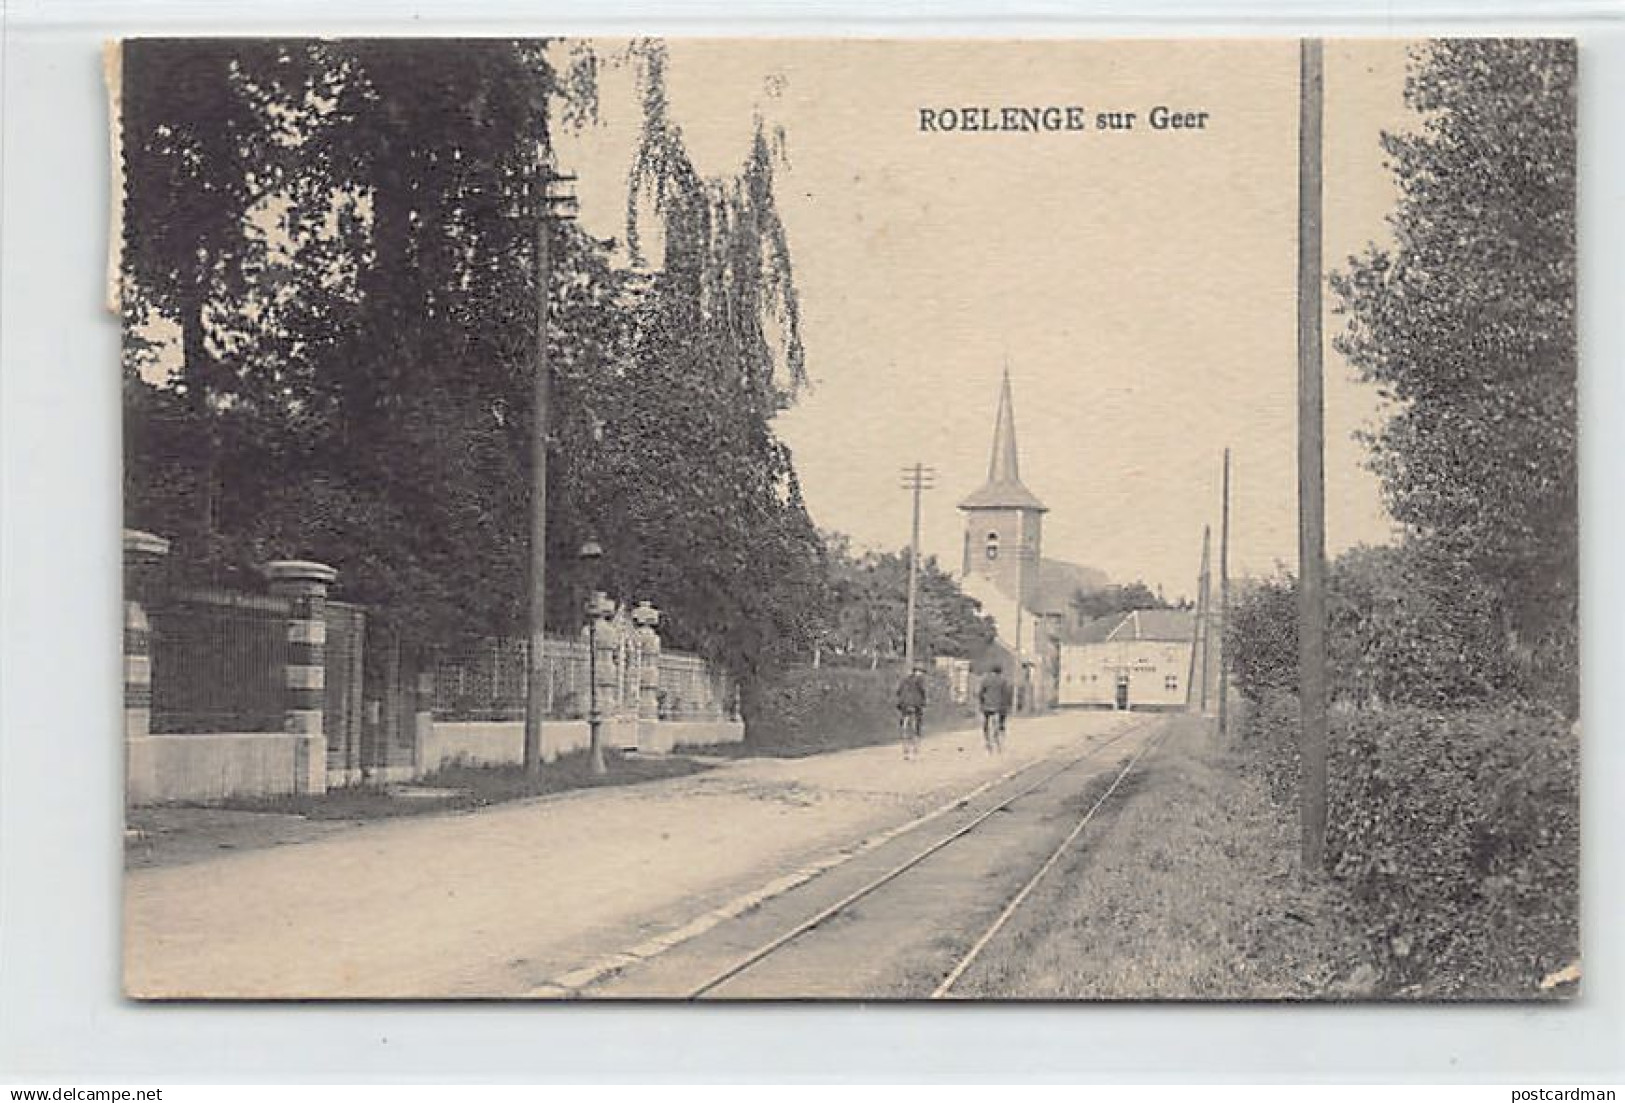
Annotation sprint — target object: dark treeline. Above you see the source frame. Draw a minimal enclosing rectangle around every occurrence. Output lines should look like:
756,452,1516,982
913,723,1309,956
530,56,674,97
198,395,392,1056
120,39,838,725
1228,39,1577,720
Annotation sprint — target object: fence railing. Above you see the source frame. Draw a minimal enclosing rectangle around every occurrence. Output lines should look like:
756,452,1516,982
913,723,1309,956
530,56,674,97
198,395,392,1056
431,637,735,722
657,651,736,721
148,588,289,735
432,637,592,721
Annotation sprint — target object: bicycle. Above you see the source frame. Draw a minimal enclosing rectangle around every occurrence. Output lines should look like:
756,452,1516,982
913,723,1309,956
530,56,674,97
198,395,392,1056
899,707,924,760
981,710,1007,755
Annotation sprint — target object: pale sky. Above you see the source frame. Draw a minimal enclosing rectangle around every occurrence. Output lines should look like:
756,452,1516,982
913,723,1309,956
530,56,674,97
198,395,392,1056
564,39,1413,600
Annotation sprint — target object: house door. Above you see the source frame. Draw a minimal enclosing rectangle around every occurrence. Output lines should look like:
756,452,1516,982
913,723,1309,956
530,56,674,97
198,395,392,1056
1115,673,1130,711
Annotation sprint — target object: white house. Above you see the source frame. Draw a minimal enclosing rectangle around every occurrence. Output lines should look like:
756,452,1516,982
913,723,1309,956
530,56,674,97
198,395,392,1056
1058,608,1195,710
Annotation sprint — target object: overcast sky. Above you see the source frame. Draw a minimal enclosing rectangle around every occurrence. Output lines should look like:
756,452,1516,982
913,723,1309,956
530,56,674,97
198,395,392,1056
559,39,1414,599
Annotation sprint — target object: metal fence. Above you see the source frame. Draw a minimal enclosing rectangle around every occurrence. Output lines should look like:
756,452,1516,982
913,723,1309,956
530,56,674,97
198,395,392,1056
431,637,735,722
657,651,736,720
432,637,593,721
149,588,289,734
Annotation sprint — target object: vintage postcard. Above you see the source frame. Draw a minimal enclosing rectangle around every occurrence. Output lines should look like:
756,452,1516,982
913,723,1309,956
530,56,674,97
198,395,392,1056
117,37,1578,1000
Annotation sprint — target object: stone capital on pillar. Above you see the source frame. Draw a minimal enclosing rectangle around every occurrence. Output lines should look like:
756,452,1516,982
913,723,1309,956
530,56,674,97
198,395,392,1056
123,529,170,599
263,559,339,598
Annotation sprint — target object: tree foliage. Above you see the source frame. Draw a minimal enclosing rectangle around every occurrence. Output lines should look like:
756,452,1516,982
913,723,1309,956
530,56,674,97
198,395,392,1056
1069,580,1178,627
1330,39,1577,713
816,534,997,668
1227,544,1522,711
121,39,827,713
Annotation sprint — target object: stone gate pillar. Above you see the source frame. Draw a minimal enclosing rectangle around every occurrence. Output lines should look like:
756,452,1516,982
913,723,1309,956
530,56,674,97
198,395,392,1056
633,601,663,752
123,530,170,742
265,560,338,795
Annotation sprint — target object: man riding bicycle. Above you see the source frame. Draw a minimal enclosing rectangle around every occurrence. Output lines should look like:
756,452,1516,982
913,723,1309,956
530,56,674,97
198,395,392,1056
895,664,928,760
977,663,1014,754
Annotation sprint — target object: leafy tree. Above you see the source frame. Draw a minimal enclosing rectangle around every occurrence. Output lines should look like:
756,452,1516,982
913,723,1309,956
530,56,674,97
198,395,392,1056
1226,545,1521,711
818,535,997,668
121,39,831,735
1069,580,1171,626
1330,39,1576,713
121,40,321,567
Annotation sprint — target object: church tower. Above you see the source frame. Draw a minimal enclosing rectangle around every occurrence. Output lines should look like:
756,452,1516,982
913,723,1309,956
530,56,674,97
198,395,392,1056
959,369,1047,612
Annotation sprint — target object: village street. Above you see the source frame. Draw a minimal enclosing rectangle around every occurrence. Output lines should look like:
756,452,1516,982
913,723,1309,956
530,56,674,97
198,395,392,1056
125,711,1150,999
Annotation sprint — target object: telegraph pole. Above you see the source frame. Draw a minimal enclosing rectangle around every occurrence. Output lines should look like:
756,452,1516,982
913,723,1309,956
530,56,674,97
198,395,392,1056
1187,524,1211,713
899,463,936,668
1297,37,1330,869
524,167,578,777
1218,448,1232,738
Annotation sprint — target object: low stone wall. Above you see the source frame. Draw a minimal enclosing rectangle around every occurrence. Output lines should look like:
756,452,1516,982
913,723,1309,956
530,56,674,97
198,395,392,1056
420,720,588,772
647,719,746,754
423,718,745,770
128,732,320,805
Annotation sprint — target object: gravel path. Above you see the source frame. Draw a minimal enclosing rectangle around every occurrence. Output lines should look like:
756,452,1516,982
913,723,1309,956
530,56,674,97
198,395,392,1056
124,710,1140,998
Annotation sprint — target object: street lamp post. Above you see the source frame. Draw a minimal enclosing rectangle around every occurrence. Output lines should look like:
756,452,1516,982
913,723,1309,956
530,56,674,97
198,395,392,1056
579,539,607,777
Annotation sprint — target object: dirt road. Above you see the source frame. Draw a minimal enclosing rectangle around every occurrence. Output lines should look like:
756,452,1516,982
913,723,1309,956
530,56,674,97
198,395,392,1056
125,710,1149,998
588,717,1163,998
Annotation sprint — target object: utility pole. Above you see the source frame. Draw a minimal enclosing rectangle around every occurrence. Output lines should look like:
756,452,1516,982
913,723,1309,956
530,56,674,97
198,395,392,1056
1187,524,1211,713
899,463,936,668
524,166,578,777
1297,37,1330,869
1218,448,1231,738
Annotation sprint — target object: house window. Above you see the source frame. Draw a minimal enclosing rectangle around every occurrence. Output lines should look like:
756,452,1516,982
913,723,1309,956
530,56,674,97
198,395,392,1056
985,532,1000,560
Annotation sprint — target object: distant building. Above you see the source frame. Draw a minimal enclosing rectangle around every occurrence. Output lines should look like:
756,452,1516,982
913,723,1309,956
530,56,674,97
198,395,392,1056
956,370,1104,710
1058,608,1196,711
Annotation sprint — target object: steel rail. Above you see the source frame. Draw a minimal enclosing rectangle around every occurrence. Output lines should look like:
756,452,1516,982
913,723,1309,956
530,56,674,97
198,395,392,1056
684,718,1155,999
930,721,1171,999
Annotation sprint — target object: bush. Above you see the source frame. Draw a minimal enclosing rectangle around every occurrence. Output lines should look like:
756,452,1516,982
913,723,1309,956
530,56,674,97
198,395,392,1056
746,665,970,754
1239,695,1579,997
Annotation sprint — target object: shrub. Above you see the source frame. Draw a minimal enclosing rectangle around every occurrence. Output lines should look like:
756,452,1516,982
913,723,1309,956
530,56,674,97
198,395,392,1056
1239,696,1579,997
746,665,969,753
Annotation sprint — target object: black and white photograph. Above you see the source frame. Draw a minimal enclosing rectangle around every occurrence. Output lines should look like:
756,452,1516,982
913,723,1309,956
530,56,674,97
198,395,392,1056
115,36,1578,1001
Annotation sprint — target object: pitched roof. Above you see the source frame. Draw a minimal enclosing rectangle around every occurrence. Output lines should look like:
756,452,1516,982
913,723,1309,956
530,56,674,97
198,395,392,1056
959,369,1048,513
1065,608,1195,645
1115,608,1196,642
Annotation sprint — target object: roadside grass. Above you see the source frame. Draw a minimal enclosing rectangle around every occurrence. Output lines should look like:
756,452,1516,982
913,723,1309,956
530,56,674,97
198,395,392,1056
210,748,709,819
951,715,1374,1000
126,749,711,870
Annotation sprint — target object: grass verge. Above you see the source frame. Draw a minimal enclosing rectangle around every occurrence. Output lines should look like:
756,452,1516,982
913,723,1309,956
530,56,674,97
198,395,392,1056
951,714,1376,999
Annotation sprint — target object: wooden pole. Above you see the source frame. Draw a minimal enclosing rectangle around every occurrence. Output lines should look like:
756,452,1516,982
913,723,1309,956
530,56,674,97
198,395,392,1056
1217,449,1231,738
1297,37,1330,870
905,463,923,669
899,464,935,670
1187,524,1211,713
524,189,554,776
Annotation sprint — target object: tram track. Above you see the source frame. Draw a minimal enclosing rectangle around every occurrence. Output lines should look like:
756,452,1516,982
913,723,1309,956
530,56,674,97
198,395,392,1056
674,715,1167,999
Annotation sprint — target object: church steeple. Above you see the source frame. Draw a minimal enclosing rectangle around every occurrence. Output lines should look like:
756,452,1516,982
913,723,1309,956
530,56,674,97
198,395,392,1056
959,369,1047,513
989,368,1022,483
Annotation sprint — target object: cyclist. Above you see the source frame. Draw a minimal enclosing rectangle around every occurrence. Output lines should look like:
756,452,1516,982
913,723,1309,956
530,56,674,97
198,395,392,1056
977,663,1013,754
895,663,928,760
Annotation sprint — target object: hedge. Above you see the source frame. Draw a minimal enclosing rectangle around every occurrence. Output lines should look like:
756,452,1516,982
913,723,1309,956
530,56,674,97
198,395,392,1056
746,665,972,754
1242,692,1579,997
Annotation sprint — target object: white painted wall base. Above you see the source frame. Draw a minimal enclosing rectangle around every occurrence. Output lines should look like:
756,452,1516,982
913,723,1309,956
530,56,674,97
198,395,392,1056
667,719,746,751
418,720,588,772
127,718,751,804
128,732,319,805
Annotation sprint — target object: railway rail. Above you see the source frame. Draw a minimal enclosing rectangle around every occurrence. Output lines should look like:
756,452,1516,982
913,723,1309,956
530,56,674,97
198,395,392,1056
682,715,1169,999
